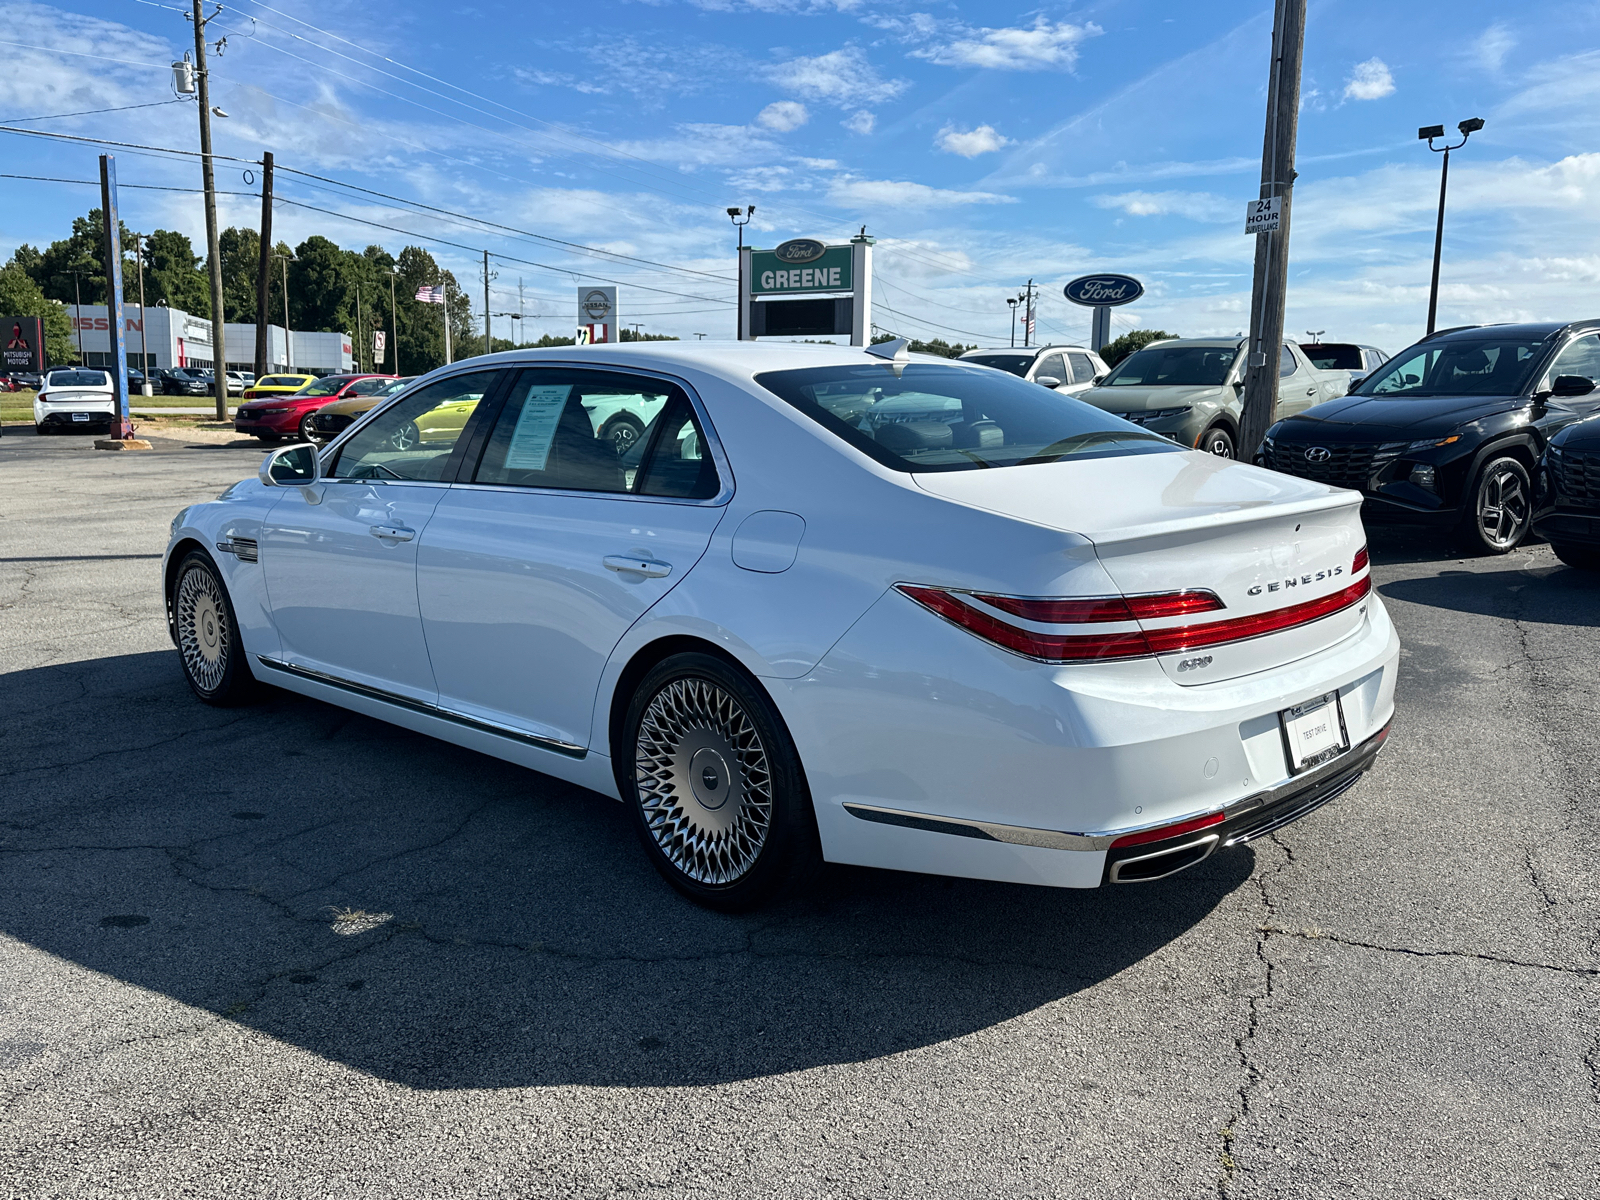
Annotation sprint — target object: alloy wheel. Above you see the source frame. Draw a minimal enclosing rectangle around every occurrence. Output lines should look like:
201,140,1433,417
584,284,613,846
176,565,230,695
390,421,420,451
1202,428,1235,458
1477,462,1531,550
634,677,773,885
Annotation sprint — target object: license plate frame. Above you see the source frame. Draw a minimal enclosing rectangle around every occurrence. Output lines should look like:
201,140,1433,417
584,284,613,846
71,412,91,422
1279,691,1350,774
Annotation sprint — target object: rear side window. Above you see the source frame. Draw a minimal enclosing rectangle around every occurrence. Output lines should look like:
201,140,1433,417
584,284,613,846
756,362,1177,473
1279,344,1300,377
472,370,719,500
1067,352,1096,384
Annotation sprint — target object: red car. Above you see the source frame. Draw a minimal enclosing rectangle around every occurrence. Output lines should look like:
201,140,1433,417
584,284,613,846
233,373,398,443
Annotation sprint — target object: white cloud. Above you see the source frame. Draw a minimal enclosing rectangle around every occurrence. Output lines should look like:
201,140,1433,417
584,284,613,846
768,47,909,106
916,19,1101,71
842,110,875,135
1343,58,1395,102
935,124,1010,157
827,177,1015,208
1472,25,1516,72
1091,191,1231,221
756,101,809,132
611,123,783,170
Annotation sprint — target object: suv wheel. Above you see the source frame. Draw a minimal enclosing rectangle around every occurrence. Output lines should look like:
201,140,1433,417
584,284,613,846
1550,542,1600,571
171,551,259,706
620,652,819,910
1198,426,1235,458
1458,455,1532,555
602,415,646,455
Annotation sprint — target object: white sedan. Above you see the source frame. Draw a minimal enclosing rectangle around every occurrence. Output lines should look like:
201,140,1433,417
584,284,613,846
34,368,117,434
162,341,1398,908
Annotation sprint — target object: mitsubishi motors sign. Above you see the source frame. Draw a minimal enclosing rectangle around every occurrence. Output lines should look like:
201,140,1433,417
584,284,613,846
2,316,44,372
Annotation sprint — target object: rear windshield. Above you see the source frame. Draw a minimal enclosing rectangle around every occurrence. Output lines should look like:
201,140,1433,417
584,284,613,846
48,371,108,387
756,362,1178,473
960,353,1033,378
1359,338,1546,398
1103,345,1238,387
1304,344,1364,370
259,375,309,388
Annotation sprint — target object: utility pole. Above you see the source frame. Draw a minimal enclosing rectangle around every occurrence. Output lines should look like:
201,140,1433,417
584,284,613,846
135,233,150,392
482,250,494,356
354,282,363,372
1022,279,1036,347
1238,0,1307,461
518,278,525,345
388,268,399,372
254,150,272,381
190,0,228,421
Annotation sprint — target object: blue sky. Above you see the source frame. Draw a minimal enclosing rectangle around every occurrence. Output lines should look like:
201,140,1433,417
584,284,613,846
2,0,1598,352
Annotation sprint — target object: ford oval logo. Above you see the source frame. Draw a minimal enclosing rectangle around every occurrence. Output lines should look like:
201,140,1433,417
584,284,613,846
774,238,826,264
1304,446,1332,462
1063,274,1144,307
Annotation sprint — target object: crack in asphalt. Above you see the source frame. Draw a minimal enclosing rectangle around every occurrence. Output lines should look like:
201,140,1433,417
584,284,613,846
0,711,257,781
1257,924,1600,978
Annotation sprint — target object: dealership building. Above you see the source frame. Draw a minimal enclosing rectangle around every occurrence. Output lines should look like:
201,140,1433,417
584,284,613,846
67,304,354,375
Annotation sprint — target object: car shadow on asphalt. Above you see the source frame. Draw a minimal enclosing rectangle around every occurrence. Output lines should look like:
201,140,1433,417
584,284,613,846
1379,563,1600,625
0,650,1254,1089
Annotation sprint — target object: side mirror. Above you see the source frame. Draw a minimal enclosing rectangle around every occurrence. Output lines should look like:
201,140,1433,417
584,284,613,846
259,442,321,487
1552,374,1596,398
1092,373,1107,385
1034,376,1064,388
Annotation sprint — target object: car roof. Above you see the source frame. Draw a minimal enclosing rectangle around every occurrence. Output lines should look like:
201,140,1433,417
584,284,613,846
1424,320,1600,342
1142,337,1244,349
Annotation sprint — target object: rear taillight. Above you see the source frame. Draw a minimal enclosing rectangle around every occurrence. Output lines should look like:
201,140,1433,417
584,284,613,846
897,575,1371,665
1352,545,1369,573
1111,811,1225,849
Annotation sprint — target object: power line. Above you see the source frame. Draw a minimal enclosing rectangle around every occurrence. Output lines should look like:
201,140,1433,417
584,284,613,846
0,38,171,68
0,99,187,124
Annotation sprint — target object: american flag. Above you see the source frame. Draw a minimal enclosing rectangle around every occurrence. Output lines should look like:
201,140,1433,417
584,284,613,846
415,285,445,304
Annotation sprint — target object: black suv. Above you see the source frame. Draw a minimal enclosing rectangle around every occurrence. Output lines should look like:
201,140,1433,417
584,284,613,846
1532,416,1600,569
1260,321,1600,553
162,368,212,395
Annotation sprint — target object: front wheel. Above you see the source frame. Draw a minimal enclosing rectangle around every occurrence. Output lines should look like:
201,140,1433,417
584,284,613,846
1457,455,1532,555
621,652,819,910
390,420,421,451
1550,541,1600,571
298,414,318,443
1198,425,1235,458
171,551,259,706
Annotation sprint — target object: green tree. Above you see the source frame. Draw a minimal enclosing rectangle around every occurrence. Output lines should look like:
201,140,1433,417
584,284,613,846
0,264,77,365
1100,328,1175,367
619,329,679,342
217,226,262,324
19,208,137,309
143,229,210,316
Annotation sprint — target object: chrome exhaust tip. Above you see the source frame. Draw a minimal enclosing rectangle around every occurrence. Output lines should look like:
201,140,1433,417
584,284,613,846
1107,833,1220,884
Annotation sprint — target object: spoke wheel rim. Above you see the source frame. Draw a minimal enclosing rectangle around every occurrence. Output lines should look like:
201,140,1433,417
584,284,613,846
176,567,229,694
1206,432,1233,458
391,422,419,451
635,678,773,885
1478,466,1529,547
610,423,640,452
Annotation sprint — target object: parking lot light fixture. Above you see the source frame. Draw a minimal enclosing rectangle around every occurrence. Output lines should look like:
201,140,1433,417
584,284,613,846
1420,117,1483,335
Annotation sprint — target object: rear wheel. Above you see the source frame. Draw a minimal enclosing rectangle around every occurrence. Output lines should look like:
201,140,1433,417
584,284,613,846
1198,425,1235,458
171,551,259,706
602,415,646,456
1550,541,1600,571
1457,456,1532,554
390,420,421,451
298,414,317,443
621,652,818,910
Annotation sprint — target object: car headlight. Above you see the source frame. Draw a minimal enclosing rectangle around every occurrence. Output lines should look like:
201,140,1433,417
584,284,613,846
1405,434,1461,453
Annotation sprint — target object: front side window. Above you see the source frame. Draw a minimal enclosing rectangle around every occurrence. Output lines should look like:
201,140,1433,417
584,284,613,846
1067,352,1096,384
348,377,395,396
1033,352,1067,385
1279,344,1300,377
328,370,500,482
1543,334,1600,388
296,376,351,398
1103,345,1238,387
756,362,1178,473
961,353,1033,378
473,370,718,499
1363,338,1547,398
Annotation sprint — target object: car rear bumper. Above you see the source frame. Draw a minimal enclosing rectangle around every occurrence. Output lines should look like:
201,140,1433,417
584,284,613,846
36,404,115,429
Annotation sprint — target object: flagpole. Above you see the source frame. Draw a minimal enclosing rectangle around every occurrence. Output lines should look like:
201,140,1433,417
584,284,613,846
442,280,452,365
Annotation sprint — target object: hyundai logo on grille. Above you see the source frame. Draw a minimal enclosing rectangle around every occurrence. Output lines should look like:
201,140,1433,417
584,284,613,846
1304,446,1332,463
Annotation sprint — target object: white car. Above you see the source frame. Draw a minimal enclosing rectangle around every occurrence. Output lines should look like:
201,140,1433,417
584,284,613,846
225,371,250,396
162,341,1398,908
959,344,1111,397
34,368,116,434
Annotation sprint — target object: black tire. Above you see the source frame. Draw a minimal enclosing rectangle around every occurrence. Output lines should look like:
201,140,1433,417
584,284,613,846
298,414,317,443
1550,541,1600,571
171,550,259,706
602,415,646,456
34,423,48,436
1456,455,1532,555
1198,425,1235,458
619,652,820,911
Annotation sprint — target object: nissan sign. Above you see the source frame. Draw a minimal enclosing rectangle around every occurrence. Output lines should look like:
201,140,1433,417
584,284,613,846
1063,274,1144,307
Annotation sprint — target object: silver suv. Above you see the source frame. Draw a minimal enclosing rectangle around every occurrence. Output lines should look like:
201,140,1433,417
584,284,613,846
1079,338,1350,458
958,344,1111,398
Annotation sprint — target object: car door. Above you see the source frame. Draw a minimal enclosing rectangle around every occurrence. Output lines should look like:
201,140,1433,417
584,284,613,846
1533,333,1600,438
258,369,504,703
1030,352,1070,393
1274,343,1322,418
416,368,729,751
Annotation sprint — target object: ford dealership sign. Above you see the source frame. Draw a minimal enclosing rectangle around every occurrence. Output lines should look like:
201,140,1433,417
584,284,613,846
1063,274,1144,307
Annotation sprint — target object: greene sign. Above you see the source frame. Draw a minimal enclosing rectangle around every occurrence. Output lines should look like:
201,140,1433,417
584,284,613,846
750,241,853,295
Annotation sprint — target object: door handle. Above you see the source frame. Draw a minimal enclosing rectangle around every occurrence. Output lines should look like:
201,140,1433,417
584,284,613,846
604,555,671,578
369,524,415,542
1305,386,1317,395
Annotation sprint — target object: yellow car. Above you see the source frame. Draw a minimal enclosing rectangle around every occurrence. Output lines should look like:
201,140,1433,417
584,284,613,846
307,377,414,444
241,373,316,400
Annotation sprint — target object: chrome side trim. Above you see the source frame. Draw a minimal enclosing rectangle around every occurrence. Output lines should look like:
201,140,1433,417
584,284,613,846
215,537,258,563
841,721,1392,854
253,656,587,759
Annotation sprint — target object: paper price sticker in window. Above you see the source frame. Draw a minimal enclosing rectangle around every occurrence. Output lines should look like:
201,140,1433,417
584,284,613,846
502,385,573,471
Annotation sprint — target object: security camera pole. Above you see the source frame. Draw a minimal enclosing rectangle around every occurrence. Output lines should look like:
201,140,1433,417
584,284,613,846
1238,0,1307,462
728,205,754,339
190,0,228,421
1421,118,1484,335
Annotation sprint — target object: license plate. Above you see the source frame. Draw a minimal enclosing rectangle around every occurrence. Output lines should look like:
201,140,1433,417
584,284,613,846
72,412,90,422
1279,692,1349,773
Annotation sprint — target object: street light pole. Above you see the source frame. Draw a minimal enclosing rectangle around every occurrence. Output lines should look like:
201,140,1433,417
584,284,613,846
1007,297,1019,348
727,205,753,339
135,234,150,392
70,270,86,363
1421,118,1483,335
389,268,399,373
273,252,293,371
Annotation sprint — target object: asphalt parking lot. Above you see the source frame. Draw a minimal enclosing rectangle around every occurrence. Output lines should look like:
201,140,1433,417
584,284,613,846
2,426,1597,1199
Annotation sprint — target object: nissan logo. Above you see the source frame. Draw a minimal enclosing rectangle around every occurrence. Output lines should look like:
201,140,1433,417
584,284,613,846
1304,446,1332,463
